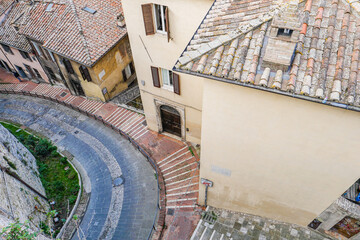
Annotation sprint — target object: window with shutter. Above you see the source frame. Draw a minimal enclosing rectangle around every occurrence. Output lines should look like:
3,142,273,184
173,72,180,95
151,66,160,88
79,65,92,82
63,59,74,74
142,4,155,35
122,69,127,81
165,7,170,42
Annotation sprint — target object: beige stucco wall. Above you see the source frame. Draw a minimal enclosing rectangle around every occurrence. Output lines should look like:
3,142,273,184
122,0,213,144
54,37,133,102
0,46,49,82
199,79,360,226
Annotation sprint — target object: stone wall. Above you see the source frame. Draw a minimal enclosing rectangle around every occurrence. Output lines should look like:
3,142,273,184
0,124,50,235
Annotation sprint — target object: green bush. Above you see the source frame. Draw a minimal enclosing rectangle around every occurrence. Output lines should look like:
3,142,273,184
60,157,68,165
34,139,54,158
69,195,77,205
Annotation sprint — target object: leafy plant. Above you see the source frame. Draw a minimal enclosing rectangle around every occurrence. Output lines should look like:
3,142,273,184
0,220,39,240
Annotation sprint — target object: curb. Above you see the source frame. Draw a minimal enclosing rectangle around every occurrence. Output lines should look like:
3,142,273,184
0,88,166,240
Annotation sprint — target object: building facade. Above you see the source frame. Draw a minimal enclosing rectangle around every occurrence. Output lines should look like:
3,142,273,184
20,0,135,101
0,0,49,83
172,0,360,239
122,0,214,144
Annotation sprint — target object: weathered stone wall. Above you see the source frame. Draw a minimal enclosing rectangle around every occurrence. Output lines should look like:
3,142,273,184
0,124,50,234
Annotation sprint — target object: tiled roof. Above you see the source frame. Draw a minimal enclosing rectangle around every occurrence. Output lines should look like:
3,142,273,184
0,1,32,51
21,0,126,66
0,0,15,16
175,0,360,108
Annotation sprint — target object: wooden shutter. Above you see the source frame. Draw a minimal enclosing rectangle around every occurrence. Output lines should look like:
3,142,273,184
130,62,135,75
142,4,155,35
165,7,170,42
63,59,74,74
151,66,160,88
80,66,92,82
122,69,127,81
173,72,180,95
79,66,86,80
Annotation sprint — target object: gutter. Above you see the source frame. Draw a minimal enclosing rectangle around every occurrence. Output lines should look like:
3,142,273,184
173,68,360,114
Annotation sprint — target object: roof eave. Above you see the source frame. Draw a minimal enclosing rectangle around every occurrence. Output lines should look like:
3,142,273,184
173,68,360,114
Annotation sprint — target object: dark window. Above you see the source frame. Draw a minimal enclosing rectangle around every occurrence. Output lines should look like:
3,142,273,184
15,65,27,78
33,68,42,78
277,28,293,37
45,67,56,80
1,44,13,54
2,60,11,71
24,64,35,78
62,58,74,74
0,60,5,69
19,50,32,61
79,65,92,82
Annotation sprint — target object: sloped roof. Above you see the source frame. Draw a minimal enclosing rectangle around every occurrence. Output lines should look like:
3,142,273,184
0,0,15,16
0,0,32,51
175,0,360,108
20,0,126,66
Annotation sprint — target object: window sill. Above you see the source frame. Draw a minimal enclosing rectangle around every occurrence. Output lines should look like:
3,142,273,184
162,85,174,92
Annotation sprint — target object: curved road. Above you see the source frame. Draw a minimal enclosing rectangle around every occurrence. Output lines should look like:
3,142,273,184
0,94,157,240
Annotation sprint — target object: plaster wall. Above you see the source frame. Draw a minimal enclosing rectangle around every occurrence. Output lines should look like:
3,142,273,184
122,0,213,144
55,37,133,102
199,79,360,227
0,46,49,82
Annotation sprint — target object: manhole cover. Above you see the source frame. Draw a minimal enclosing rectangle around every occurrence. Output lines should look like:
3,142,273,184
60,92,68,97
202,211,217,224
113,176,124,186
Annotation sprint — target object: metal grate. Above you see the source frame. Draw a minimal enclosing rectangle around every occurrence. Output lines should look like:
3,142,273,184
202,211,217,224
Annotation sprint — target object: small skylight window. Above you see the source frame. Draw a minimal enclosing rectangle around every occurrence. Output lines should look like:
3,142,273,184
83,7,97,14
45,3,53,12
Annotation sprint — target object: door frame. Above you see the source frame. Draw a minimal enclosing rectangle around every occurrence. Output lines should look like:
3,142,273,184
154,99,185,140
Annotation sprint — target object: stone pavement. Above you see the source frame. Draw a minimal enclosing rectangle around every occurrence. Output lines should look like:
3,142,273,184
191,206,333,240
0,82,202,240
0,95,157,239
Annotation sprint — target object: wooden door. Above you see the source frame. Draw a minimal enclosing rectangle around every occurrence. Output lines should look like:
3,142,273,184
161,106,181,137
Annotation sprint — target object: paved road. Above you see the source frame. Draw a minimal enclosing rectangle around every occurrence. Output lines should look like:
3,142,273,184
0,94,157,240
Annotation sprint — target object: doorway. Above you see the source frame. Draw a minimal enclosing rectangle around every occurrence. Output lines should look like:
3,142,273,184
160,105,181,137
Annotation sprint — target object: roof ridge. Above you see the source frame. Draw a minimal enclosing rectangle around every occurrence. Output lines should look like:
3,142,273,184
176,0,290,68
67,0,92,65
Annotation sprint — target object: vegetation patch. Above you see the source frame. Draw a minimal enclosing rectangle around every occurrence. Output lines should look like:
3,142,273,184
0,122,80,236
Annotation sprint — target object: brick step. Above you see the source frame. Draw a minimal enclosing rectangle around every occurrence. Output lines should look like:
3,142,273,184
162,163,198,179
123,117,145,135
119,114,143,131
166,182,199,194
157,146,189,165
166,190,198,201
161,156,197,173
166,198,197,208
165,169,199,185
159,151,193,169
165,175,199,189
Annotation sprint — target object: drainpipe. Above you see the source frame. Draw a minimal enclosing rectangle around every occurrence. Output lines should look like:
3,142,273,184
201,178,213,207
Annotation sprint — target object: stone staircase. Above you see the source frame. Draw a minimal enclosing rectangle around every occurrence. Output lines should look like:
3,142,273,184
191,219,227,240
157,146,200,209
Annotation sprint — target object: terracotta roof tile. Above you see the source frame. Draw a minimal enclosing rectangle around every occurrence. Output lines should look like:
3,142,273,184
175,0,360,108
20,0,125,66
